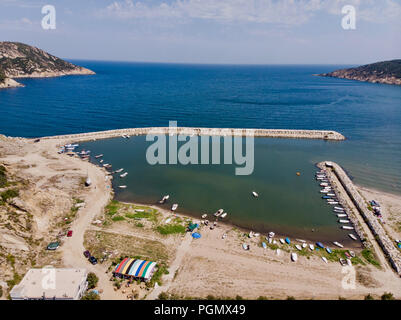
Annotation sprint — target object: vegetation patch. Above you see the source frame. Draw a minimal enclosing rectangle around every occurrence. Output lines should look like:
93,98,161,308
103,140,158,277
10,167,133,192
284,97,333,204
1,188,19,203
0,165,7,187
105,200,120,216
361,249,381,268
156,224,186,235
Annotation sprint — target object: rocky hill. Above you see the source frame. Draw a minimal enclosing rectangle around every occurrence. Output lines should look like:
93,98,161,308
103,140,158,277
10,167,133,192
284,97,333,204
318,60,401,86
0,42,94,89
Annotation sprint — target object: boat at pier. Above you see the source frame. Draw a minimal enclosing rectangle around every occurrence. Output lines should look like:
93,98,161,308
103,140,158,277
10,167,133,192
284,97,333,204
120,172,128,178
349,234,357,240
333,241,344,248
171,204,178,211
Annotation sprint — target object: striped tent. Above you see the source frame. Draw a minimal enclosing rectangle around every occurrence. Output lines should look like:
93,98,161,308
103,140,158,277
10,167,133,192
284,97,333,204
113,258,157,281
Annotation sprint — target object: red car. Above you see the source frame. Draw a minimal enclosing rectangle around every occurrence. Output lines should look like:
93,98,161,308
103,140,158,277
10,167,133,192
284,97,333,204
67,230,73,237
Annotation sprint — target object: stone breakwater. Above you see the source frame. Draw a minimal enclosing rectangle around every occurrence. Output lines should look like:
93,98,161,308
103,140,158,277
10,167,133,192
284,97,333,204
39,127,345,142
320,161,401,276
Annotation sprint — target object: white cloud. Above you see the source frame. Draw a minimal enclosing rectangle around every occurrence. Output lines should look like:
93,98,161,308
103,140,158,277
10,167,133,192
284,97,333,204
98,0,401,25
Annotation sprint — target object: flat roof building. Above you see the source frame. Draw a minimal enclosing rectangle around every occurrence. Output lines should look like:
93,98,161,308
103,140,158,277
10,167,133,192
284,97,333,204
10,268,88,300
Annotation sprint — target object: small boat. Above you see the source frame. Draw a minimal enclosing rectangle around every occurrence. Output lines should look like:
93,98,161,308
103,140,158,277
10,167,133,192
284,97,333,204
254,233,260,237
159,195,170,204
322,257,328,264
252,191,259,198
349,250,355,258
342,226,354,230
334,206,344,211
171,204,178,211
321,190,330,194
118,185,127,189
85,177,92,187
249,231,255,238
95,154,103,158
316,242,324,249
345,251,351,258
220,212,227,218
333,241,344,248
302,243,307,249
214,209,224,217
120,172,128,178
320,183,329,187
135,209,144,212
339,258,347,266
115,168,124,173
334,208,345,213
268,238,272,244
322,195,331,199
99,159,104,163
262,242,267,249
346,259,352,266
242,243,250,251
103,163,110,167
268,232,275,238
337,214,347,218
309,244,314,251
285,237,291,244
349,234,357,241
339,219,350,224
201,214,207,219
328,201,339,205
222,233,227,239
295,244,302,251
291,253,298,262
276,249,281,256
326,247,332,254
279,238,285,244
327,193,336,197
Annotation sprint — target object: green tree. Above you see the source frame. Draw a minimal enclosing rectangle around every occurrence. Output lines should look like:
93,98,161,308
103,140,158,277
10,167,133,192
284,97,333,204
87,272,99,289
381,292,395,300
81,291,100,300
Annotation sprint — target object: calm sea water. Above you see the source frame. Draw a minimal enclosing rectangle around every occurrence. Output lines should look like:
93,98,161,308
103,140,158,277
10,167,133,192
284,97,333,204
1,61,400,240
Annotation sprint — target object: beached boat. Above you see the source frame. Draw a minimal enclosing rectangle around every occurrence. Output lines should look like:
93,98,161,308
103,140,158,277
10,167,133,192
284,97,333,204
339,258,347,266
268,238,272,244
262,242,267,249
201,214,207,219
120,172,128,178
285,237,291,244
349,250,355,258
342,226,354,230
95,154,103,158
349,234,357,241
252,191,259,198
291,253,298,262
254,233,260,237
322,257,328,264
222,233,227,239
276,248,281,256
214,209,224,217
296,239,306,243
295,244,302,251
339,219,350,224
316,242,324,248
171,204,178,211
115,168,124,173
249,231,255,238
309,244,314,251
118,185,127,189
85,177,92,187
347,259,352,267
268,232,275,238
279,238,285,244
242,243,250,251
302,243,307,249
326,247,332,254
220,212,227,218
333,241,344,248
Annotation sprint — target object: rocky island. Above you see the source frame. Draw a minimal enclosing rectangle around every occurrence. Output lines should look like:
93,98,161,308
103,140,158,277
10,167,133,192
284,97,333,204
318,59,401,86
0,41,95,89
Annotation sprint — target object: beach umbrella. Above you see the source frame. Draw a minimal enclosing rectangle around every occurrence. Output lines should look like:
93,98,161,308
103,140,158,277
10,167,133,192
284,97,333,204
192,232,201,239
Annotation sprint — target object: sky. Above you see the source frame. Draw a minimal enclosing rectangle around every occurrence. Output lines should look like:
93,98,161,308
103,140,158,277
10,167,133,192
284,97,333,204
0,0,400,64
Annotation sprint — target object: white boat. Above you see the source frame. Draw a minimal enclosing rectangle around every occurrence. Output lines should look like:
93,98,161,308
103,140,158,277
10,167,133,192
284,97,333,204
165,218,172,224
322,257,328,264
201,214,207,219
334,206,344,211
115,168,124,173
333,241,344,248
118,185,127,189
252,191,259,198
320,183,329,187
268,238,272,244
327,193,336,197
309,244,314,251
342,226,354,230
254,233,260,237
135,209,144,212
337,214,347,218
159,195,170,204
349,234,357,241
291,253,298,262
279,238,285,244
334,209,345,213
268,232,275,238
171,204,178,211
339,219,350,224
328,201,339,205
296,239,306,243
120,172,128,178
249,231,255,238
302,243,307,249
276,249,281,256
220,212,227,218
222,233,227,239
99,159,104,163
346,259,352,266
242,243,250,251
95,154,103,158
85,177,92,187
214,209,224,217
295,244,302,251
320,190,329,193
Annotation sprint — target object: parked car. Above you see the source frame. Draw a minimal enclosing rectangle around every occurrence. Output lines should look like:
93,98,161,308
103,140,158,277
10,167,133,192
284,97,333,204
89,256,98,265
67,230,73,237
83,250,91,258
46,242,60,251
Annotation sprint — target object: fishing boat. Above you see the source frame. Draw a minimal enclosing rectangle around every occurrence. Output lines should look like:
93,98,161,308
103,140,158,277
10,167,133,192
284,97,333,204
342,226,354,230
201,214,207,219
118,185,127,189
115,168,124,173
159,195,170,204
327,193,336,197
347,259,352,267
320,183,329,187
334,206,344,211
291,253,298,262
326,247,332,254
279,238,285,244
302,243,307,249
171,204,178,211
322,257,328,264
262,242,267,249
339,219,350,224
95,154,103,158
337,214,347,218
328,201,339,205
268,232,275,238
252,191,259,198
120,172,128,178
333,241,344,248
285,237,291,244
242,243,250,251
309,244,315,251
295,244,302,251
214,209,224,217
220,212,227,218
349,234,357,241
316,242,324,249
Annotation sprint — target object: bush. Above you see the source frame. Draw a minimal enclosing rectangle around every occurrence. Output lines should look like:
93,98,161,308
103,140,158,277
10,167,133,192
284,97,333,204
0,165,7,188
381,292,395,300
87,272,99,289
81,291,100,300
0,285,3,298
1,188,19,202
156,224,186,235
364,294,374,300
158,292,169,300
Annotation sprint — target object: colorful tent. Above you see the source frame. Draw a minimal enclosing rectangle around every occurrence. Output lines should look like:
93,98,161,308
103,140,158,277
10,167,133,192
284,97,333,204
113,258,157,281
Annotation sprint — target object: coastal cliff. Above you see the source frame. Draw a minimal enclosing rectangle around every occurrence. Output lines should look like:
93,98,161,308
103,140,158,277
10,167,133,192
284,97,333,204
0,41,95,89
318,60,401,86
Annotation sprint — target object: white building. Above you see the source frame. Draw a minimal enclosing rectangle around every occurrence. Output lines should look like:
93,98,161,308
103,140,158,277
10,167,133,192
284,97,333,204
10,268,88,300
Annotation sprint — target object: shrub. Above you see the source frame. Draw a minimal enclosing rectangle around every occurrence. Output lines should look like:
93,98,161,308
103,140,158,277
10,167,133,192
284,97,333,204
156,224,186,235
81,291,100,300
1,188,19,202
87,272,99,289
364,294,374,300
381,292,395,300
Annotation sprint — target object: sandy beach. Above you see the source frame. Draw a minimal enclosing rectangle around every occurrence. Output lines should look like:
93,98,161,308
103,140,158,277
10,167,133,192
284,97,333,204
1,133,401,300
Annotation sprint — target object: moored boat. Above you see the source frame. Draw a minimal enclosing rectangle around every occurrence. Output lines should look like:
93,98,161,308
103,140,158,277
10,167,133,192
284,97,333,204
252,191,259,198
333,241,344,248
349,234,357,240
95,154,103,158
118,185,127,189
285,237,291,244
120,172,128,178
342,226,354,230
279,238,285,244
295,244,302,251
326,247,332,254
220,212,227,218
171,204,178,211
339,219,350,224
322,257,328,264
201,214,207,219
214,209,224,217
291,253,298,262
309,244,314,251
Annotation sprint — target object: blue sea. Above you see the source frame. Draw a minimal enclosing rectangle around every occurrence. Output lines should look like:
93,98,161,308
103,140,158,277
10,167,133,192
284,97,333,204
1,61,400,199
